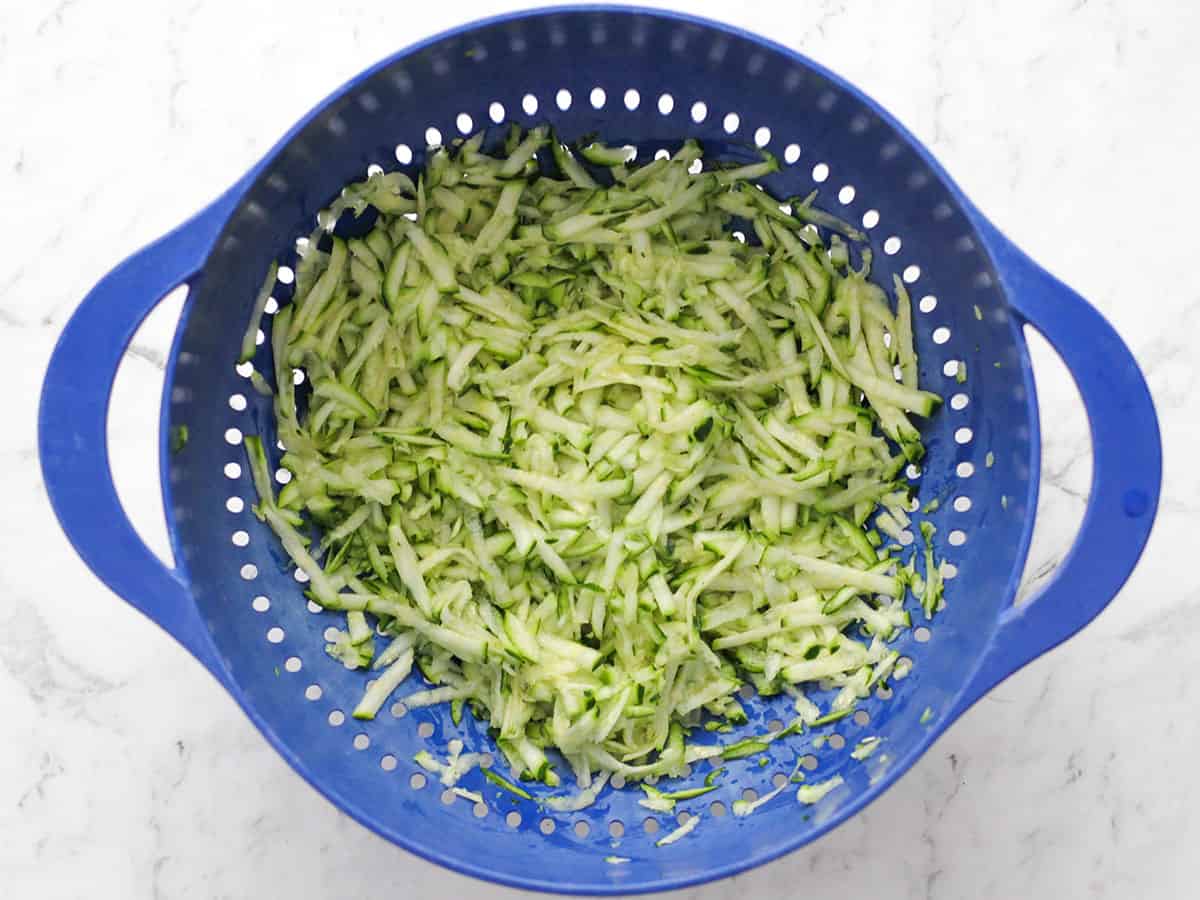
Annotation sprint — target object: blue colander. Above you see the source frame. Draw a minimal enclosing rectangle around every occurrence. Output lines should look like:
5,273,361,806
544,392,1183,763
38,6,1161,894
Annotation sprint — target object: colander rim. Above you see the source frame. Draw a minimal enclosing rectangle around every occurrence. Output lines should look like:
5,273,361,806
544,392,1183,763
157,5,1042,894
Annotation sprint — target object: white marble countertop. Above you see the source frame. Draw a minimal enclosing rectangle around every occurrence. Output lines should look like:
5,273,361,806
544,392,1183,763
3,0,1197,897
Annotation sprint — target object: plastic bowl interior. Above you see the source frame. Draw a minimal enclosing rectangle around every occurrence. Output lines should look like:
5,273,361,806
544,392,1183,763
164,7,1035,894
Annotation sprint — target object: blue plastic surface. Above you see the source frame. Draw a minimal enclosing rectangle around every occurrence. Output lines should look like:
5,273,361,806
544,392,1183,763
38,7,1161,895
39,188,244,684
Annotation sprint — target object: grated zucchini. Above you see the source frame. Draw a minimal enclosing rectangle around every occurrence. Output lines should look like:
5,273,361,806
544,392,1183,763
796,775,844,804
240,127,945,794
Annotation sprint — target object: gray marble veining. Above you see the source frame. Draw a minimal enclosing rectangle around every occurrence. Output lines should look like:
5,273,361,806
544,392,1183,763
2,0,1196,897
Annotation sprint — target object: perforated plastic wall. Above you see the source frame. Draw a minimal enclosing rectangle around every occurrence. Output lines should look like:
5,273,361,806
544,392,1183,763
162,8,1035,894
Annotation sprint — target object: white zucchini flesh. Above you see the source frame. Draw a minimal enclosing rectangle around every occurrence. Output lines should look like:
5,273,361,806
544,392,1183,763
240,129,945,802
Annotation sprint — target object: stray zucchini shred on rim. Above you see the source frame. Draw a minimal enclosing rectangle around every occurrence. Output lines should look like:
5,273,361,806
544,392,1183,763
240,125,946,799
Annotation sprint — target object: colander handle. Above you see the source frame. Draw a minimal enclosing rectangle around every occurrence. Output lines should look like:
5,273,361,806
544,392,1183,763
953,220,1161,712
39,192,241,681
